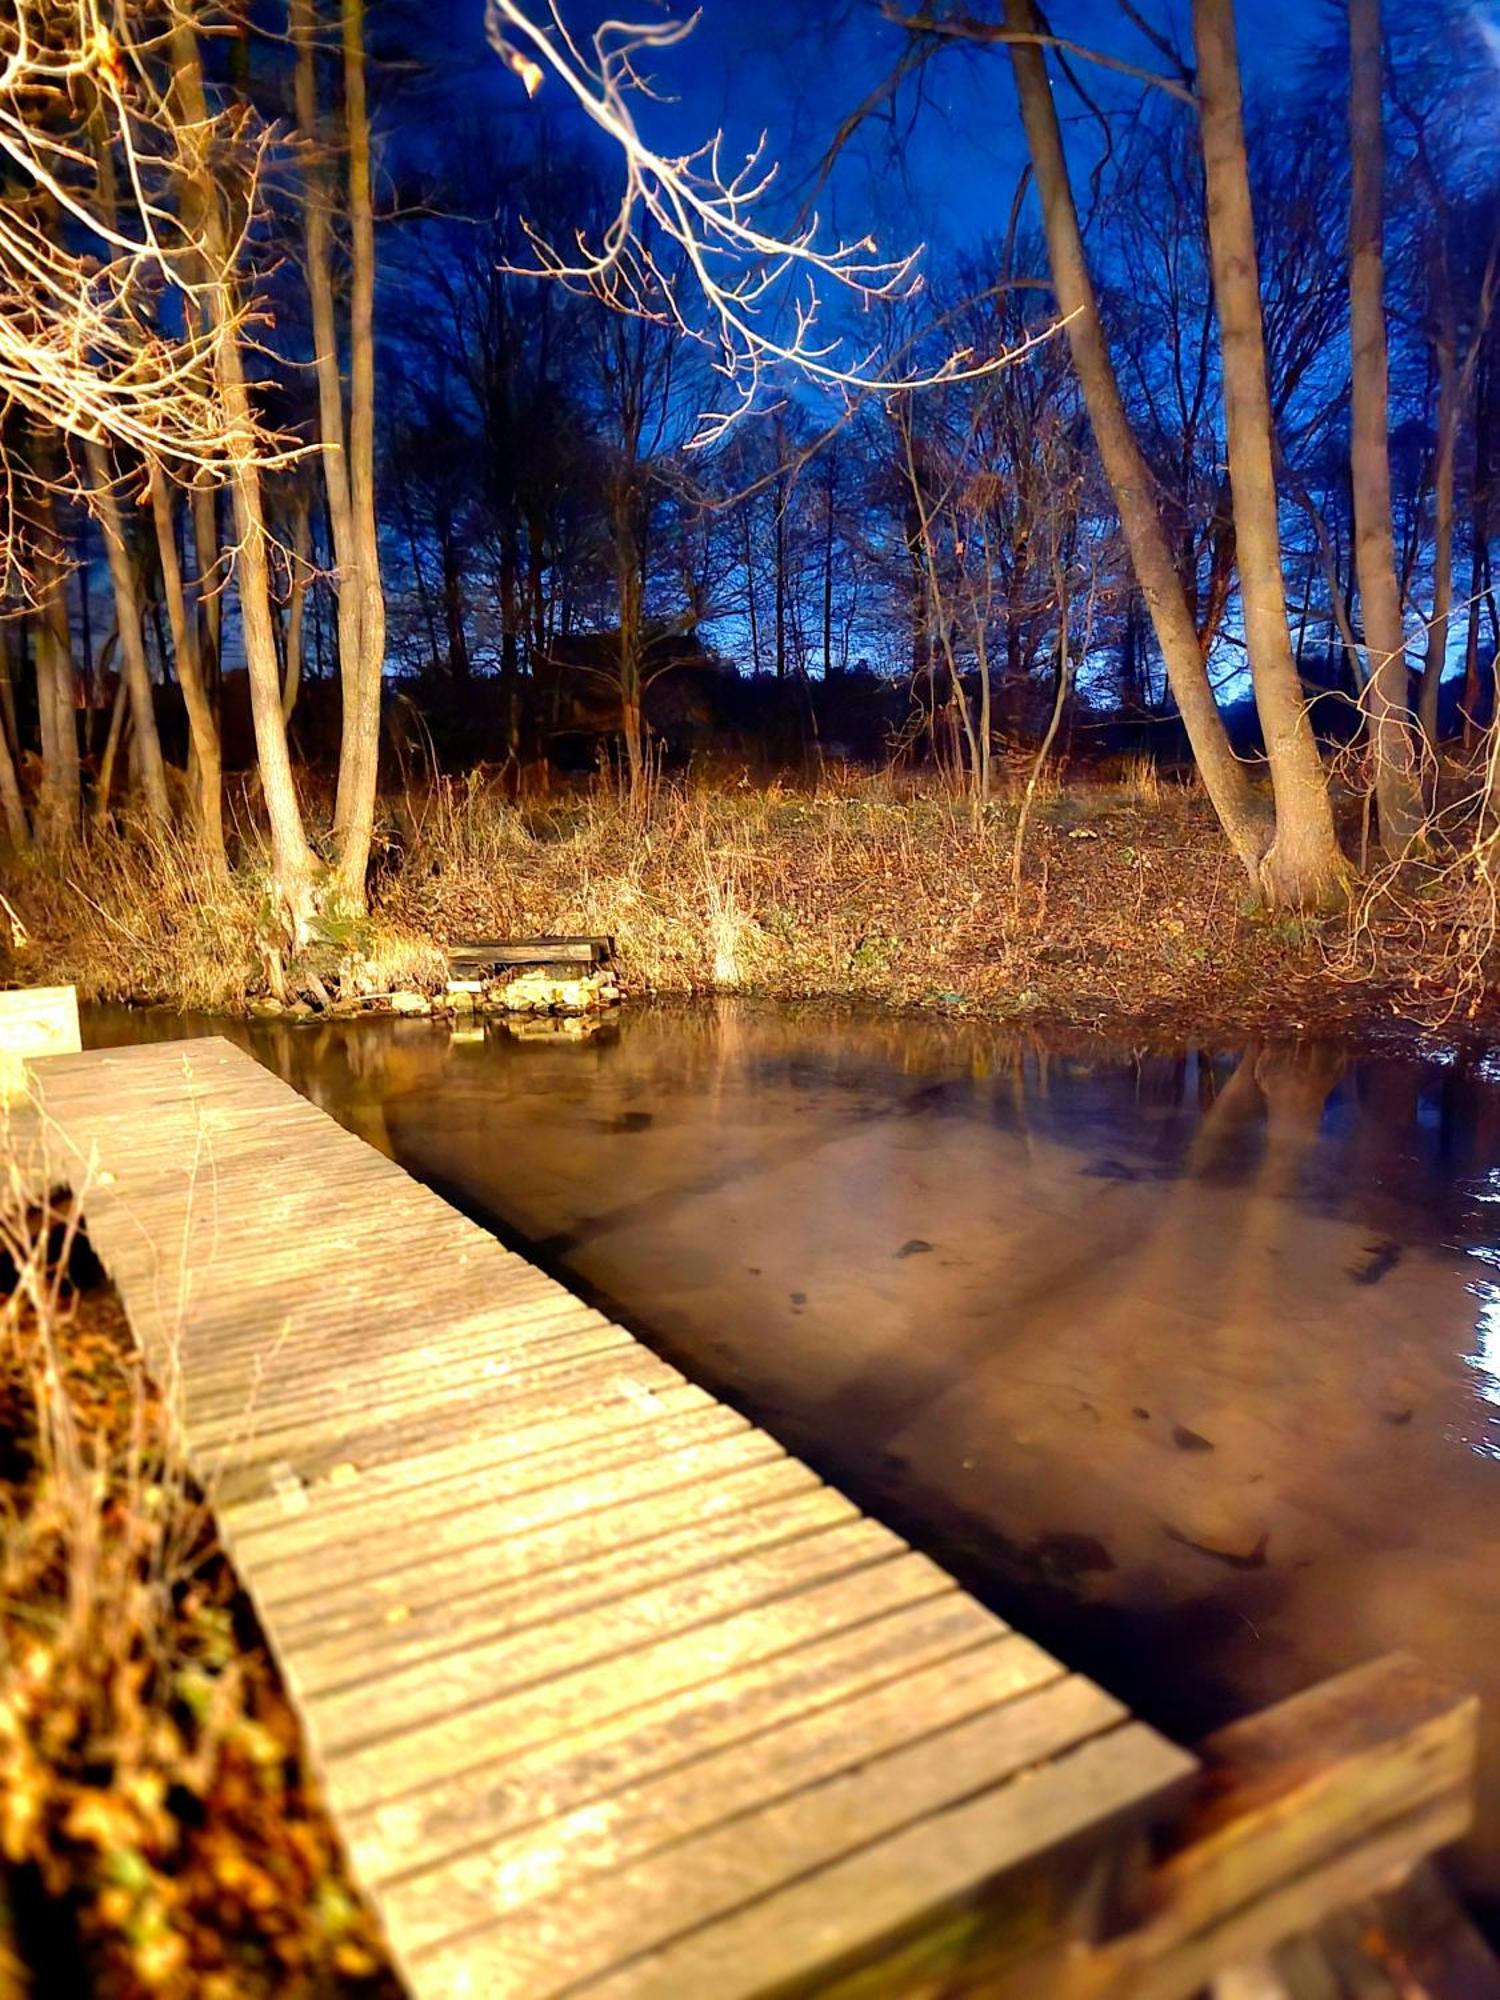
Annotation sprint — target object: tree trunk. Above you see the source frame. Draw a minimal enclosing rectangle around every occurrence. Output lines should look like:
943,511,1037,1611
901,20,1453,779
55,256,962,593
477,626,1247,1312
173,17,320,931
32,539,81,848
774,461,789,683
822,457,835,675
1420,317,1457,756
191,477,222,703
1004,0,1270,882
85,449,171,826
149,465,226,867
283,494,312,723
92,671,129,828
1192,0,1348,907
0,624,29,850
332,0,385,900
1346,0,1424,854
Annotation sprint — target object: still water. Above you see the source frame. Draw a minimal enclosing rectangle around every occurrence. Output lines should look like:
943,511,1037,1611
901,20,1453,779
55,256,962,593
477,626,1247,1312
85,1000,1500,1901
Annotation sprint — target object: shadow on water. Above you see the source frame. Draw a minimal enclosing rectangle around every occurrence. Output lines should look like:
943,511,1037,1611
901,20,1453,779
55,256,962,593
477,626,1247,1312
85,998,1500,1910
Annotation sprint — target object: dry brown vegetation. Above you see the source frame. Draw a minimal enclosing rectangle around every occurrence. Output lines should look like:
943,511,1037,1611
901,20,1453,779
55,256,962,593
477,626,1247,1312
0,1180,397,1997
0,769,1466,1037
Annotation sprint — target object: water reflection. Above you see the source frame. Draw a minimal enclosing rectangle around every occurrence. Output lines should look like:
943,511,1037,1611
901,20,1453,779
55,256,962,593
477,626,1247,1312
84,1001,1500,1902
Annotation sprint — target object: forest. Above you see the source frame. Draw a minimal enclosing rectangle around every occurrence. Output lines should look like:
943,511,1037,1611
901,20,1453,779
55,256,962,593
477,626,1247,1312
1,0,1498,1031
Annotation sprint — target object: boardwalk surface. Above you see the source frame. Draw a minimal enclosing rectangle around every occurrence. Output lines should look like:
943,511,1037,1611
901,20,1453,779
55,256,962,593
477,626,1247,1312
22,1035,1196,1997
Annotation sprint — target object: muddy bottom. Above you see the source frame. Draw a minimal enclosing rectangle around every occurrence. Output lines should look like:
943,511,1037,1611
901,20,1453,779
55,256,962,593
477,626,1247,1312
84,998,1500,1915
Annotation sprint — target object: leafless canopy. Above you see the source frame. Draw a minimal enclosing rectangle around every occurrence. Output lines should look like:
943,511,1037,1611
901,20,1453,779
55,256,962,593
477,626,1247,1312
485,0,1066,445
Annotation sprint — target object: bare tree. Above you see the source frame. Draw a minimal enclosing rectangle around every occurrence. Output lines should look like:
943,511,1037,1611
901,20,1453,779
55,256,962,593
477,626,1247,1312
1346,0,1423,852
1192,0,1348,907
1001,0,1272,884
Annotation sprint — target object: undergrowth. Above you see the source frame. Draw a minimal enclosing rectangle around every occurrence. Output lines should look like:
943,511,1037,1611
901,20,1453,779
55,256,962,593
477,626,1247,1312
0,766,1458,1034
0,1165,397,1997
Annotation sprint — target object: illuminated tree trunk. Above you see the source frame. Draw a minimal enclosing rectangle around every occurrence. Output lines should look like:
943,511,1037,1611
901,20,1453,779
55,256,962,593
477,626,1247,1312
33,605,79,847
172,18,321,932
190,477,222,699
1420,318,1457,756
335,0,385,899
1004,0,1270,882
86,448,171,826
0,631,26,847
1346,0,1424,853
282,492,312,723
291,0,361,767
149,465,226,867
615,494,647,799
1192,0,1348,908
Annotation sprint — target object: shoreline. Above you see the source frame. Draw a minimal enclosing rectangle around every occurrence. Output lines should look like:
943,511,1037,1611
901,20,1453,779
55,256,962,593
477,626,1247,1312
5,777,1494,1053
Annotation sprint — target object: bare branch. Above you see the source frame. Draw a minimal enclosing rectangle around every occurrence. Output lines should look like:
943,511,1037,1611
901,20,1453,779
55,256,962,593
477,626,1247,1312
890,8,1198,104
485,1,1068,443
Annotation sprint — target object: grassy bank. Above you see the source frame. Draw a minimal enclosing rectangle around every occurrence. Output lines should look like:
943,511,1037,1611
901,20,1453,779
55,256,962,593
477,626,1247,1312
0,769,1463,1038
0,1186,398,1997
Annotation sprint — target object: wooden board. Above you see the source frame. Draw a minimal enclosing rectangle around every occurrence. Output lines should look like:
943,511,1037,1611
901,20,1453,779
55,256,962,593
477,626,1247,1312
18,1036,1197,1996
447,936,614,971
0,984,80,1057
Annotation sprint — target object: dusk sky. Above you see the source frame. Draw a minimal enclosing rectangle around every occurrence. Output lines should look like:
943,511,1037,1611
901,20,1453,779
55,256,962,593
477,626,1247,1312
433,0,1500,275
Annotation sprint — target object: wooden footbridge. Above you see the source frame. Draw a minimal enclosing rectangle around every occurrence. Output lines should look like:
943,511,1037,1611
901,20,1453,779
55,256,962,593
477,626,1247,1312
10,1022,1486,1998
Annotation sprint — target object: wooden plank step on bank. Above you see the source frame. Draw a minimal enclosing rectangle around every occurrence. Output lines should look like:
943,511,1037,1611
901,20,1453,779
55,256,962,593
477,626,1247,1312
12,1030,1483,1999
447,935,614,974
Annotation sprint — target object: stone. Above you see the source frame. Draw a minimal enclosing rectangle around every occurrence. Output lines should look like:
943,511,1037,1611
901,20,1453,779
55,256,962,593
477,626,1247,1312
248,998,284,1018
388,991,430,1016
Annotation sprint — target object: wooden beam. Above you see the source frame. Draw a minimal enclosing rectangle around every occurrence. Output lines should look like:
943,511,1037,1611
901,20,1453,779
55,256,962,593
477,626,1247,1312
447,936,614,971
809,1654,1477,2000
1054,1654,1476,2000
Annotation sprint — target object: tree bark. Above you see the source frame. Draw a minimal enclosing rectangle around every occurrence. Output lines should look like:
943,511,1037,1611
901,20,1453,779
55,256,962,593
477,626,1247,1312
85,448,171,826
1420,317,1457,755
332,0,385,899
1004,0,1271,883
0,622,29,850
283,492,312,723
291,0,359,724
1346,0,1424,853
1192,0,1348,907
149,465,226,866
172,17,320,930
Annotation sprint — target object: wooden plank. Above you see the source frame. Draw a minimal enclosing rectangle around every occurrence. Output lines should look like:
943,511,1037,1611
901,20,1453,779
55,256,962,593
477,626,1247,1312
448,936,613,970
243,1413,772,1607
285,1480,857,1699
314,1541,934,1813
386,1632,1066,1957
411,1688,1181,2000
1056,1654,1479,2000
340,1564,969,1881
346,1589,1005,1881
307,1517,911,1754
850,1654,1480,2000
262,1456,838,1655
0,984,80,1058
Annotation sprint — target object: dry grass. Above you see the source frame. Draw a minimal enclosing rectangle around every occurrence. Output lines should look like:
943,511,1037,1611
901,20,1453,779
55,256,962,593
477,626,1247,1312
376,766,1357,1034
0,765,1445,1036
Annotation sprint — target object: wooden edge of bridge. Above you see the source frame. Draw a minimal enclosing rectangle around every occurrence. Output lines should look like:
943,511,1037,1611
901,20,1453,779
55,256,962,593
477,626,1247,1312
5,1020,1486,1998
795,1651,1480,1999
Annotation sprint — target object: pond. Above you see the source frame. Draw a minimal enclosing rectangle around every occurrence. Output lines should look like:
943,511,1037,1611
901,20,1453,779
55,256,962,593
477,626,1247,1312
84,998,1500,1913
